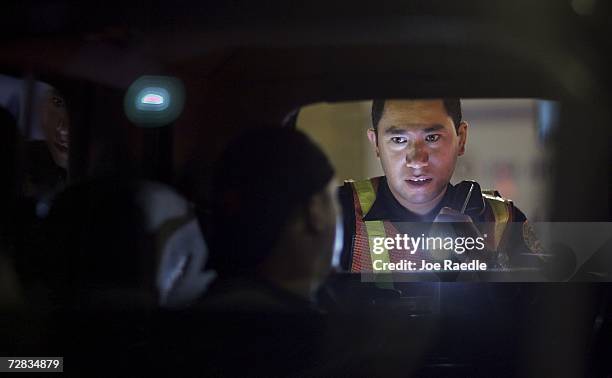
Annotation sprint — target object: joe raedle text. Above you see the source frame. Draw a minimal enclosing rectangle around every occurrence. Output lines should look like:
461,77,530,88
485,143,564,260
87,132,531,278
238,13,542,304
372,259,487,272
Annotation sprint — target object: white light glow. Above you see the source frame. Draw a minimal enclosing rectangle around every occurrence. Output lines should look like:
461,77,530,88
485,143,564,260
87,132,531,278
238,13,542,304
142,93,165,105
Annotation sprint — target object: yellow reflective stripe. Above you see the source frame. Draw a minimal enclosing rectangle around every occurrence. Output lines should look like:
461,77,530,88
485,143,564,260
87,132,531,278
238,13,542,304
365,220,391,267
353,179,391,271
483,196,510,250
366,220,393,288
353,179,377,215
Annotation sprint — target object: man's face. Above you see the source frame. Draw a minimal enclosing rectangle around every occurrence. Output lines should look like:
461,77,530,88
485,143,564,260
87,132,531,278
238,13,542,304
40,89,70,169
368,100,467,215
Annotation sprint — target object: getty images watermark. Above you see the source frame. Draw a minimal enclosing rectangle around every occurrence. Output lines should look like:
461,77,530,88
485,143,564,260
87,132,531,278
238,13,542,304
359,222,612,283
370,233,489,272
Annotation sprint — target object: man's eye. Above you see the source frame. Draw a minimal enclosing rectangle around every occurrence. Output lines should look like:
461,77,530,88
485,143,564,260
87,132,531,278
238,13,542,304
390,137,407,144
52,96,65,107
425,134,441,143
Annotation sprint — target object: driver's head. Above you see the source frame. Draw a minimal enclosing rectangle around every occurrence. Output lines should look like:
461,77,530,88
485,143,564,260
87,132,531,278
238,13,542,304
368,99,468,215
211,127,339,293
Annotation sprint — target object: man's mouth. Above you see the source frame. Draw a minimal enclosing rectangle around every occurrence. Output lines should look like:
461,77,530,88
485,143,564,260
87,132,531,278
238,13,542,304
54,141,69,154
405,177,432,187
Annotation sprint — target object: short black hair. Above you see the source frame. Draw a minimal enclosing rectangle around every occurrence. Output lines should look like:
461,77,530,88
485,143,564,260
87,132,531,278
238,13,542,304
371,99,462,133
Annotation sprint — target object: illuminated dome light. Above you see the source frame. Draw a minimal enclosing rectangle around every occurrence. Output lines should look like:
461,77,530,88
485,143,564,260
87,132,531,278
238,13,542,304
142,93,164,105
135,87,170,111
124,76,185,127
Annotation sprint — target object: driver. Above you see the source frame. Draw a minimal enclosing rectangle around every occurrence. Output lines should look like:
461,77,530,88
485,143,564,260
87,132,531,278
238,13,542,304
203,127,341,312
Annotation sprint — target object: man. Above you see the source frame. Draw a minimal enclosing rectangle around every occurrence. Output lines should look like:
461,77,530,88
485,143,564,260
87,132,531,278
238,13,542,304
0,75,69,215
159,128,344,376
339,99,542,274
0,75,70,170
203,127,341,312
38,86,70,170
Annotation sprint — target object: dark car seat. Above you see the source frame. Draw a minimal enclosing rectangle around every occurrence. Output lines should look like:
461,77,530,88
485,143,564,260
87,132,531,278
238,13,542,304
36,178,214,309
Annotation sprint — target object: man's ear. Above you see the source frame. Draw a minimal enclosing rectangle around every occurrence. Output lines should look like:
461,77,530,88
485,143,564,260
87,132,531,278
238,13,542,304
303,191,329,234
457,121,468,156
367,128,380,157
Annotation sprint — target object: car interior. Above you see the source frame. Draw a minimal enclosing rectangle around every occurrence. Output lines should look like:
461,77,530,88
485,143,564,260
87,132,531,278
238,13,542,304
1,1,611,376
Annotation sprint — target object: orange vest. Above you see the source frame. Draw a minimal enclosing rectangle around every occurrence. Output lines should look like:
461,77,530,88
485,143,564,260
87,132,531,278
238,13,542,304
347,177,514,272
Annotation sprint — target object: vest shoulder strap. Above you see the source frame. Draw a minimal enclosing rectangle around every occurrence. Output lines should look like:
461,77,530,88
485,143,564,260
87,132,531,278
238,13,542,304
481,190,514,256
481,190,513,222
347,177,382,217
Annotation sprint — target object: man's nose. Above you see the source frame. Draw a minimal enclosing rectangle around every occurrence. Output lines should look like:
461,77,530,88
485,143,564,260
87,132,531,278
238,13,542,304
406,142,429,169
57,120,68,134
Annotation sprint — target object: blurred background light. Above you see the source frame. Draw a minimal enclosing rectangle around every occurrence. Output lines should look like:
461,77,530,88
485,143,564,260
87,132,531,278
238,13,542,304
537,100,560,142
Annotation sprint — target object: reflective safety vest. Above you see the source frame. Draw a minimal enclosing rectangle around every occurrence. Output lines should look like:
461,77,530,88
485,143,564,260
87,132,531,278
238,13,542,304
347,177,515,272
